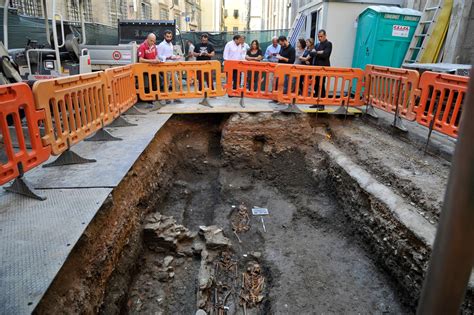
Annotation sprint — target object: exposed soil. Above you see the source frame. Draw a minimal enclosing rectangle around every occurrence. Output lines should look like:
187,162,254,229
104,113,414,314
36,112,466,315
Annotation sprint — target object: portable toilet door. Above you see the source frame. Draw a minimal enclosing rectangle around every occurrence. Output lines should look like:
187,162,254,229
352,6,421,70
352,8,378,70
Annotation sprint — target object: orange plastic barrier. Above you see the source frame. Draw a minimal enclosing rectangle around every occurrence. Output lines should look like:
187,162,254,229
33,72,112,155
1,83,51,185
105,65,137,117
133,61,226,101
274,65,365,106
416,72,468,138
223,60,278,99
364,65,419,121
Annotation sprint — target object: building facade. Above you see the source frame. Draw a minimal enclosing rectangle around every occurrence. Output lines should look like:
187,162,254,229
7,0,201,30
249,0,263,30
262,0,292,30
200,0,224,31
223,0,249,32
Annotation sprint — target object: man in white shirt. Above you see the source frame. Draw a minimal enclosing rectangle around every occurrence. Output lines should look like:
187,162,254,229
223,34,243,61
157,30,182,103
223,35,243,90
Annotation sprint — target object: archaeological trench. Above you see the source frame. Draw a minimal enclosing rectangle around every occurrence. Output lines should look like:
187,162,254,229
33,113,473,314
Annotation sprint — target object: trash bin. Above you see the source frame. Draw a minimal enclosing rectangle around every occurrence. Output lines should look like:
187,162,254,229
352,6,421,70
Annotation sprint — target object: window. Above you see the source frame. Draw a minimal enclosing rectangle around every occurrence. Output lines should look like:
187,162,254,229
224,26,227,32
174,14,181,29
109,0,127,24
233,9,238,18
67,0,93,22
9,0,43,17
224,9,228,18
140,2,152,19
173,0,179,5
233,26,238,32
160,8,168,20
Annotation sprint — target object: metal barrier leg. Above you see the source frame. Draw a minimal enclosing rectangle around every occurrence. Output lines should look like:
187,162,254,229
333,104,349,115
85,127,122,142
392,114,408,132
199,92,213,108
365,103,378,118
123,105,146,115
4,166,46,200
391,78,407,132
239,91,245,108
423,117,436,153
109,116,137,127
280,98,303,114
43,148,96,167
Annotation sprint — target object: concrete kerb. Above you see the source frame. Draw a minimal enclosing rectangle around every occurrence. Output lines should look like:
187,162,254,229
319,140,436,246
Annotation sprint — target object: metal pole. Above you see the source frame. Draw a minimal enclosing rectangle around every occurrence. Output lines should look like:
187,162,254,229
79,0,86,45
51,0,62,74
3,0,8,49
417,67,474,314
42,0,51,45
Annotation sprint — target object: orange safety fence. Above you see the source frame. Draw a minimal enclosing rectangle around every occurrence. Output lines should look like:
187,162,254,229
133,61,226,101
416,72,468,138
364,65,419,121
33,72,113,155
0,83,51,185
223,60,278,99
105,65,137,117
274,65,365,106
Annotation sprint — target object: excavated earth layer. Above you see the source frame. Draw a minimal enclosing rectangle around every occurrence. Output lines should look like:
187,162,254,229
35,113,473,314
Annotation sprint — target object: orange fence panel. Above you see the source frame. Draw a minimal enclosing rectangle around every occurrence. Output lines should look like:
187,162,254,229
133,61,226,101
105,65,137,117
1,83,51,185
33,72,112,155
416,72,468,138
364,65,419,121
274,65,365,106
223,60,278,99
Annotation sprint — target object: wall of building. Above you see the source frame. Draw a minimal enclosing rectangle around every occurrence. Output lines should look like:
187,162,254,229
223,0,248,32
262,0,291,30
201,0,223,31
324,2,369,67
458,2,474,64
249,0,263,30
10,0,200,29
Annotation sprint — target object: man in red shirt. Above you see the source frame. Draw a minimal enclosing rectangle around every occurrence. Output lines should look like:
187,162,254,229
138,33,164,107
138,33,160,63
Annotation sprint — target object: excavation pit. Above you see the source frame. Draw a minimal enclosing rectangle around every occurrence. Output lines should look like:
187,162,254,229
33,112,473,314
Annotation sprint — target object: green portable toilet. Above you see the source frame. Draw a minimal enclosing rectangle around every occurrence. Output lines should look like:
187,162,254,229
352,6,421,70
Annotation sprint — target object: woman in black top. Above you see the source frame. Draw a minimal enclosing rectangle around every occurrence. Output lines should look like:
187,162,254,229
245,40,263,91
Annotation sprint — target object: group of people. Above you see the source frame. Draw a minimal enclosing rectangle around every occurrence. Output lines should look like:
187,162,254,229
138,29,332,107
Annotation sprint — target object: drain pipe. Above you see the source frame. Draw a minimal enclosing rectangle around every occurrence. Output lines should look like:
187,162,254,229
3,0,8,49
417,67,474,314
